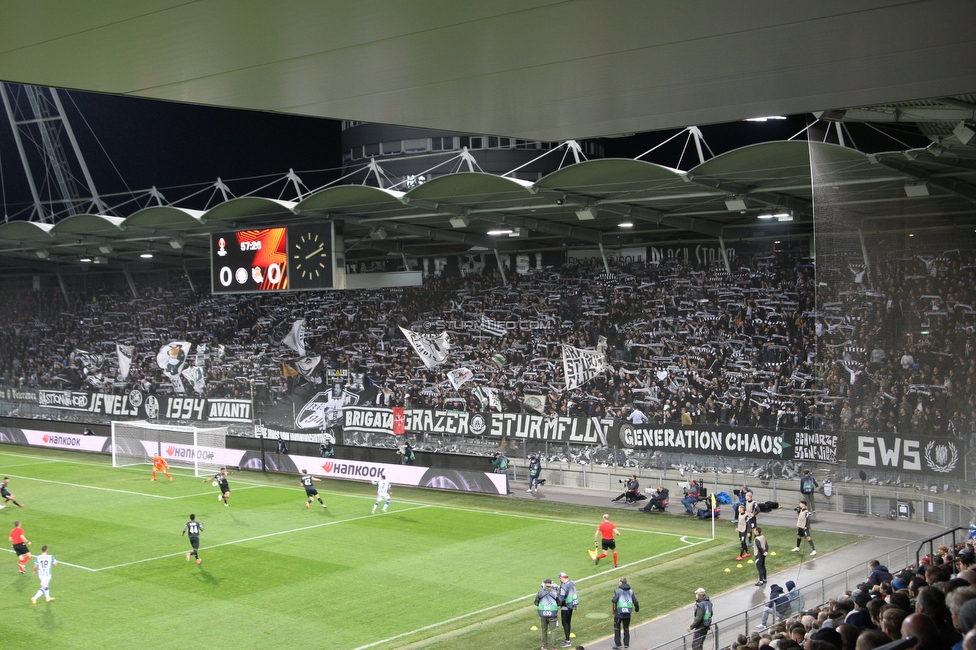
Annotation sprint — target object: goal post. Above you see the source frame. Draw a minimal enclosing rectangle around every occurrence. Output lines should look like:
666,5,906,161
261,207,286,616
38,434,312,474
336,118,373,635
111,420,228,477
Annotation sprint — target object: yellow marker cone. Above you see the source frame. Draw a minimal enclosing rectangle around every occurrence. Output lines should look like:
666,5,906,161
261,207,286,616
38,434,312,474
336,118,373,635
770,551,777,555
530,626,538,631
748,559,754,564
736,563,743,568
724,567,731,572
570,633,577,638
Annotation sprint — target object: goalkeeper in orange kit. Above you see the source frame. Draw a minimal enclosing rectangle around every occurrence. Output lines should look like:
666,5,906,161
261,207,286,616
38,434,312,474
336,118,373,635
152,454,173,481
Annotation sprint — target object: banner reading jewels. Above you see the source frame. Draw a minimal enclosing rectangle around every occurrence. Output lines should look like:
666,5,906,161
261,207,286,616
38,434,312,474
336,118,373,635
35,389,253,423
846,431,963,478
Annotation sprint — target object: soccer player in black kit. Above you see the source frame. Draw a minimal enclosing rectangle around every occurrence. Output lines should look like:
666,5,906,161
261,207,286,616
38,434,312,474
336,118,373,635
182,514,204,565
300,469,327,509
203,468,230,507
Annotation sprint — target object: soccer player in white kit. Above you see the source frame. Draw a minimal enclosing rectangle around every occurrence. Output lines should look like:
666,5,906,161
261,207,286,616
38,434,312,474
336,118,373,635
31,545,57,605
371,472,391,514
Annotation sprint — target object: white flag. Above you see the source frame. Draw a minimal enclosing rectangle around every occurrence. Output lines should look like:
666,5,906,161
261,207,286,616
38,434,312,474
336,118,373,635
447,367,474,390
399,326,450,369
295,355,322,384
195,343,208,367
282,319,307,356
156,341,192,379
181,366,206,394
562,344,610,390
480,314,507,337
116,343,134,381
71,349,104,374
171,374,186,394
522,394,546,414
485,386,502,412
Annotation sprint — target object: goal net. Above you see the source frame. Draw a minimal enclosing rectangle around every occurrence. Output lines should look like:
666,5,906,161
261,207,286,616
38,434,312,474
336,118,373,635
111,420,228,477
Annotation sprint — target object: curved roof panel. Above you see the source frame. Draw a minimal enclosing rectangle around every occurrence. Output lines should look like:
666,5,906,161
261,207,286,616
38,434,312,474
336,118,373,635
404,172,537,211
0,221,55,243
51,214,126,236
202,198,297,224
297,185,406,217
123,206,206,229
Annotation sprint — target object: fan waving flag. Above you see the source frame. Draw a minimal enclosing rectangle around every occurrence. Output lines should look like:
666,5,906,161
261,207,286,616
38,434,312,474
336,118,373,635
116,344,134,380
562,344,610,390
447,367,474,390
399,326,450,369
282,319,307,356
156,341,192,379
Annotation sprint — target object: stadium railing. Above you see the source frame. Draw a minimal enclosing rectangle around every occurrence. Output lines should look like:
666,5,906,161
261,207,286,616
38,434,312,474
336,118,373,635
638,538,926,650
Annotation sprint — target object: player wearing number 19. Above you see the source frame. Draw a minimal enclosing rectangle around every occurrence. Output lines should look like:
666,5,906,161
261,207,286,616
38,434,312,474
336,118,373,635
300,469,327,509
182,514,204,564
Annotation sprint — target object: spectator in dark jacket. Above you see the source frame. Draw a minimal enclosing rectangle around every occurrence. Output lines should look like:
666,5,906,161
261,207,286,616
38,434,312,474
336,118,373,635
758,583,790,628
867,559,893,587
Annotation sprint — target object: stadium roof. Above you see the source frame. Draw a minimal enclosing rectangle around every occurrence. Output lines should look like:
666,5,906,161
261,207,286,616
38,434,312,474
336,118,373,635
0,3,974,274
0,140,973,272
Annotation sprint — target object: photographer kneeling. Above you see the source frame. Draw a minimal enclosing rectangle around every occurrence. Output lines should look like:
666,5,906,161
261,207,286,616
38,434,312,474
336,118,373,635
612,475,643,503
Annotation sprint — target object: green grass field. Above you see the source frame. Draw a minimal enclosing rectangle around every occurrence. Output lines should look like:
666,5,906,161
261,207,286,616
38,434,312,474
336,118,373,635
0,444,857,649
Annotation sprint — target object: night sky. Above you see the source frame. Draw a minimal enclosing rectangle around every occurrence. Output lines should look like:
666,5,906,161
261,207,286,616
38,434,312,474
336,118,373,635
0,85,931,222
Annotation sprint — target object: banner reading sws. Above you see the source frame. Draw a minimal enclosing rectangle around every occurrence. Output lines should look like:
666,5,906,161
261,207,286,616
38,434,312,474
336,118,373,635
847,431,963,478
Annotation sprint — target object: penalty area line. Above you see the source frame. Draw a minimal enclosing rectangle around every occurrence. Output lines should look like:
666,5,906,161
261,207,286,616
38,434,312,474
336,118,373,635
2,473,176,499
352,535,709,650
94,504,431,572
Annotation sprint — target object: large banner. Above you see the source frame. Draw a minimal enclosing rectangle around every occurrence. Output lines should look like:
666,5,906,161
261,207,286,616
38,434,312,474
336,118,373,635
847,432,963,478
343,406,614,445
35,389,253,423
617,423,789,459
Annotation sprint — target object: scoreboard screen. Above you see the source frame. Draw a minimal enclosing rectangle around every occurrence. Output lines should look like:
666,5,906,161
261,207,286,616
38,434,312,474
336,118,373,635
211,228,289,293
210,222,335,294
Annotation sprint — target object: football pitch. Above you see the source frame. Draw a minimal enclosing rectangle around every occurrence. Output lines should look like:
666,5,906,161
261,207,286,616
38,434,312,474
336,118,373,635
0,445,856,649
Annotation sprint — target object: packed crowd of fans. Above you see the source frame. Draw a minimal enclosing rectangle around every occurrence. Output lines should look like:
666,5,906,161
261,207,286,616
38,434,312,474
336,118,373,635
734,536,976,650
0,250,974,445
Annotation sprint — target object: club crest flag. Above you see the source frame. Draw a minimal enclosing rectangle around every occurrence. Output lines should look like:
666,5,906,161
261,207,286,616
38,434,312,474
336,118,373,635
282,319,307,356
156,341,192,378
182,365,206,394
562,344,610,390
116,343,134,380
295,355,322,384
399,326,450,369
447,367,474,390
522,394,546,414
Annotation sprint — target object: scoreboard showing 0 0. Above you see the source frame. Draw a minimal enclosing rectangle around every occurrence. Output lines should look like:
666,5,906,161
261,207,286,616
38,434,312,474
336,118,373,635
211,222,335,294
212,228,288,293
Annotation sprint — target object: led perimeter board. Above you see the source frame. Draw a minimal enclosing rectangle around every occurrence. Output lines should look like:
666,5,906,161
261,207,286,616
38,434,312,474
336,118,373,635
211,223,335,294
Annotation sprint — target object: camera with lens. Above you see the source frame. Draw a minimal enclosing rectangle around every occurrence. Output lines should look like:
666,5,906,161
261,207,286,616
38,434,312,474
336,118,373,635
619,479,627,484
794,506,803,513
733,489,742,497
537,479,547,486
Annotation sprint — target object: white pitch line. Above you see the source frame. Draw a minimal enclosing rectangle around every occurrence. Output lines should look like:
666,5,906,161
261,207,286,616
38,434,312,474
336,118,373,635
351,535,711,650
2,473,177,500
169,484,266,500
0,547,97,572
389,497,701,538
94,504,431,571
0,459,59,470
